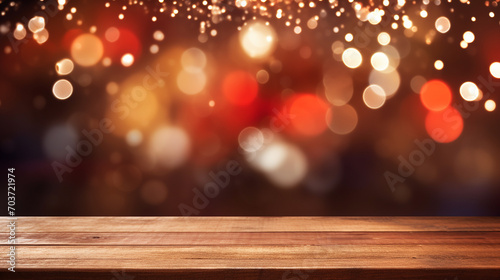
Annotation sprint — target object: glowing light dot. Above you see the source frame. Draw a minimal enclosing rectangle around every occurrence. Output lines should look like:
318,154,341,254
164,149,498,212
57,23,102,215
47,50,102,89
52,79,73,100
239,21,277,59
238,127,264,153
153,30,164,41
489,62,500,78
118,14,124,20
420,10,428,18
181,48,206,73
105,27,120,42
425,107,463,143
435,16,451,33
28,16,45,33
106,82,119,95
71,34,104,66
326,105,358,135
371,52,389,71
363,85,386,109
434,60,444,70
460,40,468,49
121,53,134,67
126,130,143,146
177,70,206,95
13,23,26,40
485,100,496,112
377,32,391,45
459,82,480,101
150,44,159,54
208,100,215,107
342,48,362,69
420,79,452,111
345,33,353,42
33,29,49,44
256,69,269,84
102,57,112,67
149,126,191,169
55,58,74,75
463,31,474,43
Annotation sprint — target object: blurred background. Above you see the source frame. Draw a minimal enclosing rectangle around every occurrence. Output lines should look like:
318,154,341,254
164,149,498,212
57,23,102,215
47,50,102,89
0,0,499,216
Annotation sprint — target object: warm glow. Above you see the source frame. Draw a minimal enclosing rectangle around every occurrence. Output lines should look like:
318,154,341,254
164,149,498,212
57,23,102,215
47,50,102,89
342,48,362,69
239,21,277,59
420,80,452,111
363,85,386,109
55,58,74,75
435,16,451,33
288,94,329,136
52,79,73,100
222,71,258,105
485,100,496,112
71,34,104,66
425,107,463,143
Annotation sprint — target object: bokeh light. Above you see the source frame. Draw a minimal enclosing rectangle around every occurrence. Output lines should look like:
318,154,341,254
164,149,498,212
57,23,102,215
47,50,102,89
239,20,277,59
52,79,73,100
420,80,452,111
323,71,353,106
490,62,500,78
485,100,496,112
121,53,134,67
377,32,391,46
238,127,264,153
435,16,451,33
363,85,386,109
55,58,74,75
425,107,463,143
463,31,475,43
28,16,45,33
177,70,206,95
71,33,104,66
288,94,329,136
371,52,389,71
459,81,480,101
342,48,362,69
149,126,191,169
326,105,358,135
181,48,206,72
434,60,444,70
222,71,258,106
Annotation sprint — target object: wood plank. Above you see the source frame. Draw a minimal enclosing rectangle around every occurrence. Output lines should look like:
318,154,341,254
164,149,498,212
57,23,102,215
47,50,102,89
1,245,500,269
2,216,499,232
8,231,500,245
1,217,499,279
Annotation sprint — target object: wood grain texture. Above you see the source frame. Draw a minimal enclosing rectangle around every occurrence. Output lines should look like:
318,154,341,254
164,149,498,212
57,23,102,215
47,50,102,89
1,217,500,279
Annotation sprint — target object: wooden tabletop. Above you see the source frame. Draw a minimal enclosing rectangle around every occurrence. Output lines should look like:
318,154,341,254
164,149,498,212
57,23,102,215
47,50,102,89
1,217,500,279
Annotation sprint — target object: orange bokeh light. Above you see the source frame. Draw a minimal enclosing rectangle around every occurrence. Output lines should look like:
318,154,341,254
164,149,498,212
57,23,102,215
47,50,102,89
425,106,463,143
288,94,329,136
420,79,452,111
222,71,258,106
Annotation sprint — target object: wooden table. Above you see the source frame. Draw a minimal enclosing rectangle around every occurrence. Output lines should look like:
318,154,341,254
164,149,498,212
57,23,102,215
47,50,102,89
1,217,500,279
